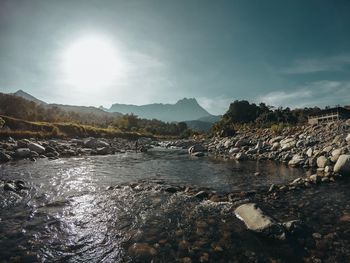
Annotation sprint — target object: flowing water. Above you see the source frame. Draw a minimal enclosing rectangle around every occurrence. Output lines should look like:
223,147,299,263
0,148,335,262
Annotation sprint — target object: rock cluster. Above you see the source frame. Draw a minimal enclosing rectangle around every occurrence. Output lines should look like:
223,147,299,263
0,137,155,163
207,120,350,177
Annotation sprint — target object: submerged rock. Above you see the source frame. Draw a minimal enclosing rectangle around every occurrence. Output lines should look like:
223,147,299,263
128,243,157,258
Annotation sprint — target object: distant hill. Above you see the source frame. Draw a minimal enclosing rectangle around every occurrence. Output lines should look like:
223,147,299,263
108,98,213,122
50,104,122,118
12,89,46,105
12,89,121,117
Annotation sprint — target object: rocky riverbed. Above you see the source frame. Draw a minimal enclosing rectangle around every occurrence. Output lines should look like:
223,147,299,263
1,120,350,262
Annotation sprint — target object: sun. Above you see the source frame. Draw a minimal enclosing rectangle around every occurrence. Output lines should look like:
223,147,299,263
62,36,122,89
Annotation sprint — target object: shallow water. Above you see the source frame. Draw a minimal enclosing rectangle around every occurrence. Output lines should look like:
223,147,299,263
0,148,311,262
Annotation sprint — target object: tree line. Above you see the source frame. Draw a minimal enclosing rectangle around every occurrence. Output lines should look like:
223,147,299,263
212,100,323,136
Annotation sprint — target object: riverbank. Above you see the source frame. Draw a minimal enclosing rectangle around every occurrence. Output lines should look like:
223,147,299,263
1,120,350,262
204,119,350,179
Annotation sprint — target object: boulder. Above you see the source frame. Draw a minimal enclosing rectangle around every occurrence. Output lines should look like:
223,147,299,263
15,148,31,158
235,152,247,161
84,138,110,149
235,139,248,147
128,243,157,258
317,156,328,168
28,142,45,154
224,139,234,148
234,203,285,240
288,154,305,167
271,142,280,151
346,134,350,144
306,148,313,157
234,203,275,232
96,147,110,155
229,147,240,154
17,139,30,148
280,138,296,151
188,144,205,155
334,155,350,176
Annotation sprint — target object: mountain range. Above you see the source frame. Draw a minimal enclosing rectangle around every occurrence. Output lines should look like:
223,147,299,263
11,90,220,131
106,98,217,123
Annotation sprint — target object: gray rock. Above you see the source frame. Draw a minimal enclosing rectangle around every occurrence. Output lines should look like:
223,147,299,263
235,139,248,147
309,174,321,183
229,147,240,154
224,139,234,148
334,154,350,176
288,154,305,167
316,156,328,168
269,136,284,144
28,142,45,154
188,144,205,155
280,138,296,151
235,152,247,161
15,148,31,158
96,147,110,155
84,138,110,149
322,145,333,153
346,134,350,143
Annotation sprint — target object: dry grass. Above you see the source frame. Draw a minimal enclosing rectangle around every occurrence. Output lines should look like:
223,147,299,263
0,115,148,139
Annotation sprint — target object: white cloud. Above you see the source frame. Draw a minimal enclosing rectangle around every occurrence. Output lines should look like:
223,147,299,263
258,80,350,108
281,55,350,74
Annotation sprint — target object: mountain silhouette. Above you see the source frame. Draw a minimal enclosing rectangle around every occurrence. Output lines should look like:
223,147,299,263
108,98,213,122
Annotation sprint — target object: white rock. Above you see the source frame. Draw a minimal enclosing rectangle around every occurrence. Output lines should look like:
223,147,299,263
346,134,350,143
229,147,240,154
334,155,350,176
269,136,284,144
288,155,304,166
271,142,280,151
224,139,234,148
234,203,275,232
28,142,45,154
322,146,333,153
316,156,328,168
306,148,313,157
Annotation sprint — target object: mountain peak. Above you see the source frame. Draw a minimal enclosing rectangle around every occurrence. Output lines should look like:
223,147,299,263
175,97,198,105
109,97,212,122
12,90,46,104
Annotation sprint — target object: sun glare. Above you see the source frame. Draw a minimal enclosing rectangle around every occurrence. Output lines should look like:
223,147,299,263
62,36,122,89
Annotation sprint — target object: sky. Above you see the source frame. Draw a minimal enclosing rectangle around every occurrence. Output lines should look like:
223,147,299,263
0,0,349,115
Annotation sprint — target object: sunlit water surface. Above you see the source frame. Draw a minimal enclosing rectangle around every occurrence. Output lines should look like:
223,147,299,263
0,148,309,262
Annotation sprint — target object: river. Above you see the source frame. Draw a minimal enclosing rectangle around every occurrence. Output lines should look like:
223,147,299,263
1,147,348,262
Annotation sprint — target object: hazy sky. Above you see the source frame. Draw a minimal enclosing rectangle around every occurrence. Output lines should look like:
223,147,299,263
0,0,349,114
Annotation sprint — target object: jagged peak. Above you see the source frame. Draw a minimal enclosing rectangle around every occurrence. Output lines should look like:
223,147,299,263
175,97,198,105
